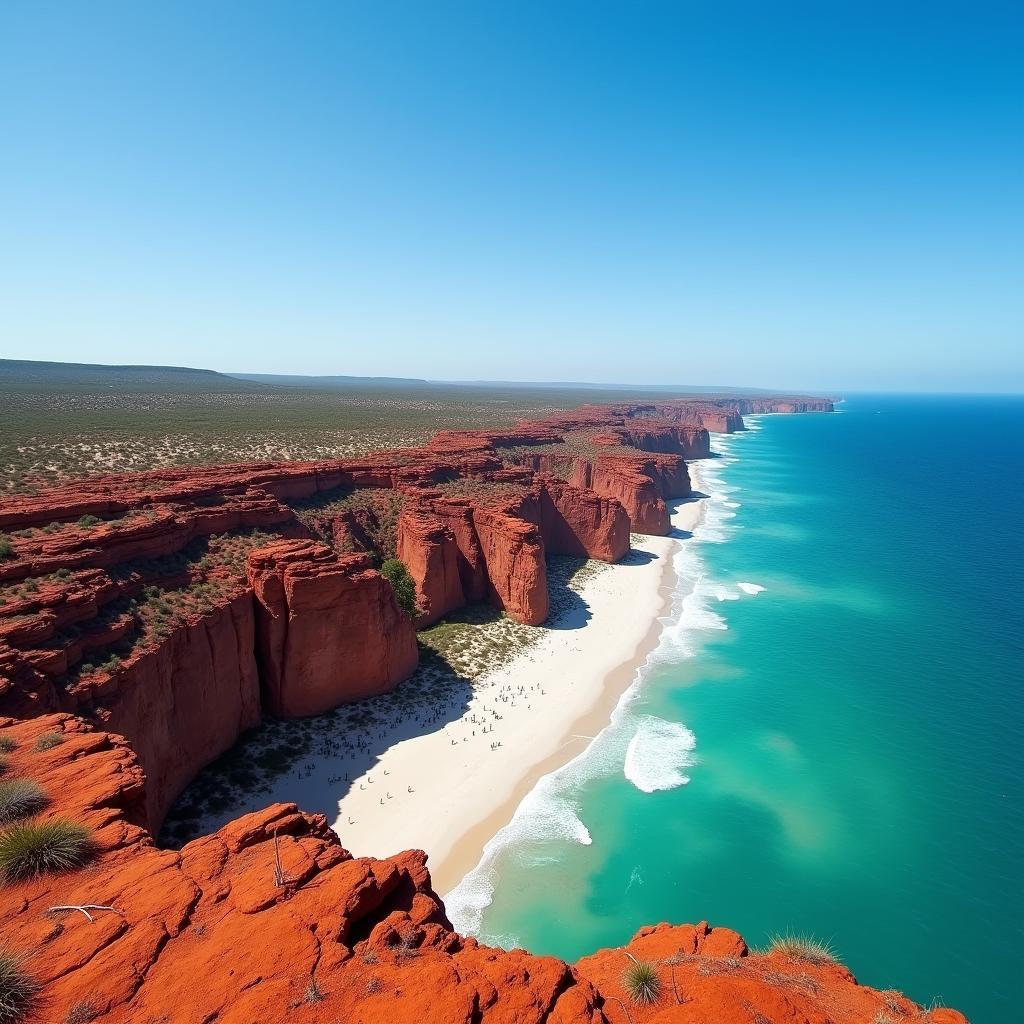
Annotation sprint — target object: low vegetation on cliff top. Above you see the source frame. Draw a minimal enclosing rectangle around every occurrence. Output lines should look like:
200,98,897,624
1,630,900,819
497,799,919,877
0,819,95,884
0,364,646,495
765,933,841,966
292,486,405,559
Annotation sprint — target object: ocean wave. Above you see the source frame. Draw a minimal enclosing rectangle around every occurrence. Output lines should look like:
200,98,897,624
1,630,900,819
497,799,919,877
445,769,595,936
624,716,697,793
737,581,766,595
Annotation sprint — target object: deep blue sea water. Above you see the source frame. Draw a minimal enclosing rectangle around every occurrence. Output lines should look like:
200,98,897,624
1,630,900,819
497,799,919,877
448,394,1023,1024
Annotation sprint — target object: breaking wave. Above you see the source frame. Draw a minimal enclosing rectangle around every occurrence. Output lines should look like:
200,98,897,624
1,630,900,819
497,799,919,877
624,717,697,792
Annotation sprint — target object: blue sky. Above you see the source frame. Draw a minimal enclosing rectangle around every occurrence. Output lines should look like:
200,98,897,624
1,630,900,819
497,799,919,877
1,1,1021,392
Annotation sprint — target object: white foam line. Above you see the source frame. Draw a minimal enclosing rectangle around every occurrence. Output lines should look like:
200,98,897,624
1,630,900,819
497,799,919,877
445,423,767,942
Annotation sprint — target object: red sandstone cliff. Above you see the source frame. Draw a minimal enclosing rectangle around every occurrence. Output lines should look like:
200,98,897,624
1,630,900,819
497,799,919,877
395,506,468,627
5,396,952,1024
247,539,418,716
536,476,631,562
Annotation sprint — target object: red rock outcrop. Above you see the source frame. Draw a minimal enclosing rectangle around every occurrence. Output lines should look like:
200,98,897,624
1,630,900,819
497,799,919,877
470,504,550,625
0,582,261,828
536,476,631,562
566,454,688,536
0,712,963,1024
247,539,418,716
395,507,468,626
95,591,262,828
394,475,629,626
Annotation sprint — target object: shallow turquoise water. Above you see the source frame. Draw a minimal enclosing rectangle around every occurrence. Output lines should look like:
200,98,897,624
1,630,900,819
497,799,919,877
449,395,1023,1024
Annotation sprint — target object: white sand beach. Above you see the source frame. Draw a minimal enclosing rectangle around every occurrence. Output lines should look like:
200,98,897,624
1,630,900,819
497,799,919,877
332,477,705,893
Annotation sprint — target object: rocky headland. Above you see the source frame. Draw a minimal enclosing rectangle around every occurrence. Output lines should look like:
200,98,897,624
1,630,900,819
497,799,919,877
0,394,965,1023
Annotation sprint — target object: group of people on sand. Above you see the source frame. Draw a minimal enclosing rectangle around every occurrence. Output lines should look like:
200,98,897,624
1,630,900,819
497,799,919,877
337,674,556,823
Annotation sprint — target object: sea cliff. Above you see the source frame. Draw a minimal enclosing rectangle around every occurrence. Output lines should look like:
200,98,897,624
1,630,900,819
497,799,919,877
0,395,966,1022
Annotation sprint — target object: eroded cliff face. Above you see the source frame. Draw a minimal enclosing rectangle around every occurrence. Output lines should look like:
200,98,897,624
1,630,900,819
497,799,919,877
395,506,467,627
4,396,947,1024
536,476,631,563
98,591,262,828
247,539,418,716
0,713,963,1024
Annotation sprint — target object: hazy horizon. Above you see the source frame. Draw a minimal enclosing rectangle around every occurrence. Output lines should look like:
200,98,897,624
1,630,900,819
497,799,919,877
6,355,1024,396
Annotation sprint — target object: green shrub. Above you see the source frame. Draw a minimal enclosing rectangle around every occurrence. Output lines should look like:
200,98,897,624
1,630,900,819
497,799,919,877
0,781,47,826
380,558,419,618
0,819,95,883
76,515,101,528
0,739,15,755
622,959,661,1004
0,947,39,1024
0,537,13,561
765,933,840,966
33,732,66,752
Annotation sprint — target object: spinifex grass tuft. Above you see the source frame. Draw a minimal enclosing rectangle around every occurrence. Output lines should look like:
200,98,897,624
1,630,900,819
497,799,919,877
0,819,94,883
33,732,66,752
0,947,39,1024
765,933,840,966
622,958,662,1004
0,780,47,826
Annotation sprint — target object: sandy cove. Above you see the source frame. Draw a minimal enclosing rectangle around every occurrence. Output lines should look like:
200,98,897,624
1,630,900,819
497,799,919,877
178,467,705,891
333,473,705,894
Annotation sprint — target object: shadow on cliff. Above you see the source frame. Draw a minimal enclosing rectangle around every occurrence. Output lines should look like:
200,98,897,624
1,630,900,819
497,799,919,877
160,657,477,846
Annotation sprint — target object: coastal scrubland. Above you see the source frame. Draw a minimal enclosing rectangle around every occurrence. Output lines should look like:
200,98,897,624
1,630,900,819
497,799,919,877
0,359,686,494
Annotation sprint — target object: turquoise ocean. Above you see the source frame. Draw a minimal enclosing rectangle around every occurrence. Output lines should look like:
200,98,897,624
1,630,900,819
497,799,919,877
447,394,1023,1024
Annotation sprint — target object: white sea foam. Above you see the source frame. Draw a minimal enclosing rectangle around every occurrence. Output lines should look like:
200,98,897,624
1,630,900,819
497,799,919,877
737,582,766,595
624,717,697,792
446,765,597,936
